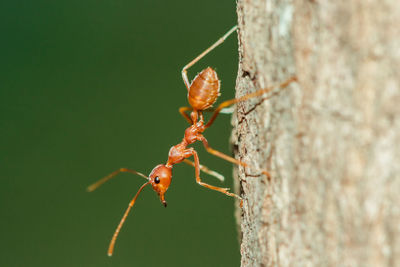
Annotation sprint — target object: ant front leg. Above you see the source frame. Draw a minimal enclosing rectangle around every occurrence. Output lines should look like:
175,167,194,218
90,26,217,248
187,148,241,200
199,136,271,180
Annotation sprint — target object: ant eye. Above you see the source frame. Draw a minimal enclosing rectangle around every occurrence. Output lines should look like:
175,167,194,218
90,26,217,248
154,176,160,184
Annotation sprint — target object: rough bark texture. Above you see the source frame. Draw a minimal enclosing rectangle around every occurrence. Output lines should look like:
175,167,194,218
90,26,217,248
233,1,400,266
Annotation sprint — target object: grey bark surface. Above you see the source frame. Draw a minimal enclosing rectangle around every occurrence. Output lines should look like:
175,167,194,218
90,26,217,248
233,1,400,266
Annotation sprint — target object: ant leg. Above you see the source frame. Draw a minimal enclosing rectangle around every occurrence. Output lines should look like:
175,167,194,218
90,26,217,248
183,159,224,182
87,168,148,192
181,25,238,90
200,136,271,180
178,106,233,124
188,148,241,200
205,76,298,128
179,106,193,124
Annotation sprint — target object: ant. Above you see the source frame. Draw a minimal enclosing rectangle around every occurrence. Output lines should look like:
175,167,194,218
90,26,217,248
87,25,297,256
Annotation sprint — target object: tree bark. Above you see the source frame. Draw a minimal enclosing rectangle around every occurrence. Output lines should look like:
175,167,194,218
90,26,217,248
233,0,400,266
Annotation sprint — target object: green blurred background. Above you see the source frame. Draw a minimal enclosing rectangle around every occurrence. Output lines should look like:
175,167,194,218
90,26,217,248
0,1,239,266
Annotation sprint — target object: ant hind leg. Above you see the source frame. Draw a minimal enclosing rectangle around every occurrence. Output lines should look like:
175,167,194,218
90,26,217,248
204,76,298,129
181,26,238,91
179,106,193,124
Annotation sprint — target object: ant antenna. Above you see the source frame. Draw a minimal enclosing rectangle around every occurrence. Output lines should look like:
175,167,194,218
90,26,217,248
87,168,148,192
108,181,150,256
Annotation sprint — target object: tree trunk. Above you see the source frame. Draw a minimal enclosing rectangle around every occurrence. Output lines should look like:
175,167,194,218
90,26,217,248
233,0,400,266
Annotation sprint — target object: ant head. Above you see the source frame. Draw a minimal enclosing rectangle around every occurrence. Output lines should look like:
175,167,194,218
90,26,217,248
148,164,172,207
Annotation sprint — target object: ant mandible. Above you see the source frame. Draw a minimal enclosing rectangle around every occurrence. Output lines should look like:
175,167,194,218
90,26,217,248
87,25,297,256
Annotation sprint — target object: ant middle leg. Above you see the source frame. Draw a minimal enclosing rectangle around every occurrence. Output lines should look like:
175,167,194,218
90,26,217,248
199,136,271,180
183,159,224,182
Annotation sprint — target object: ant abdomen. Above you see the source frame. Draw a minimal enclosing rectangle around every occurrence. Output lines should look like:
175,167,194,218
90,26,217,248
188,67,220,110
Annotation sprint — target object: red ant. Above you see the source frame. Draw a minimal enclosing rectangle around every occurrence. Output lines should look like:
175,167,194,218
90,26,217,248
87,25,297,256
